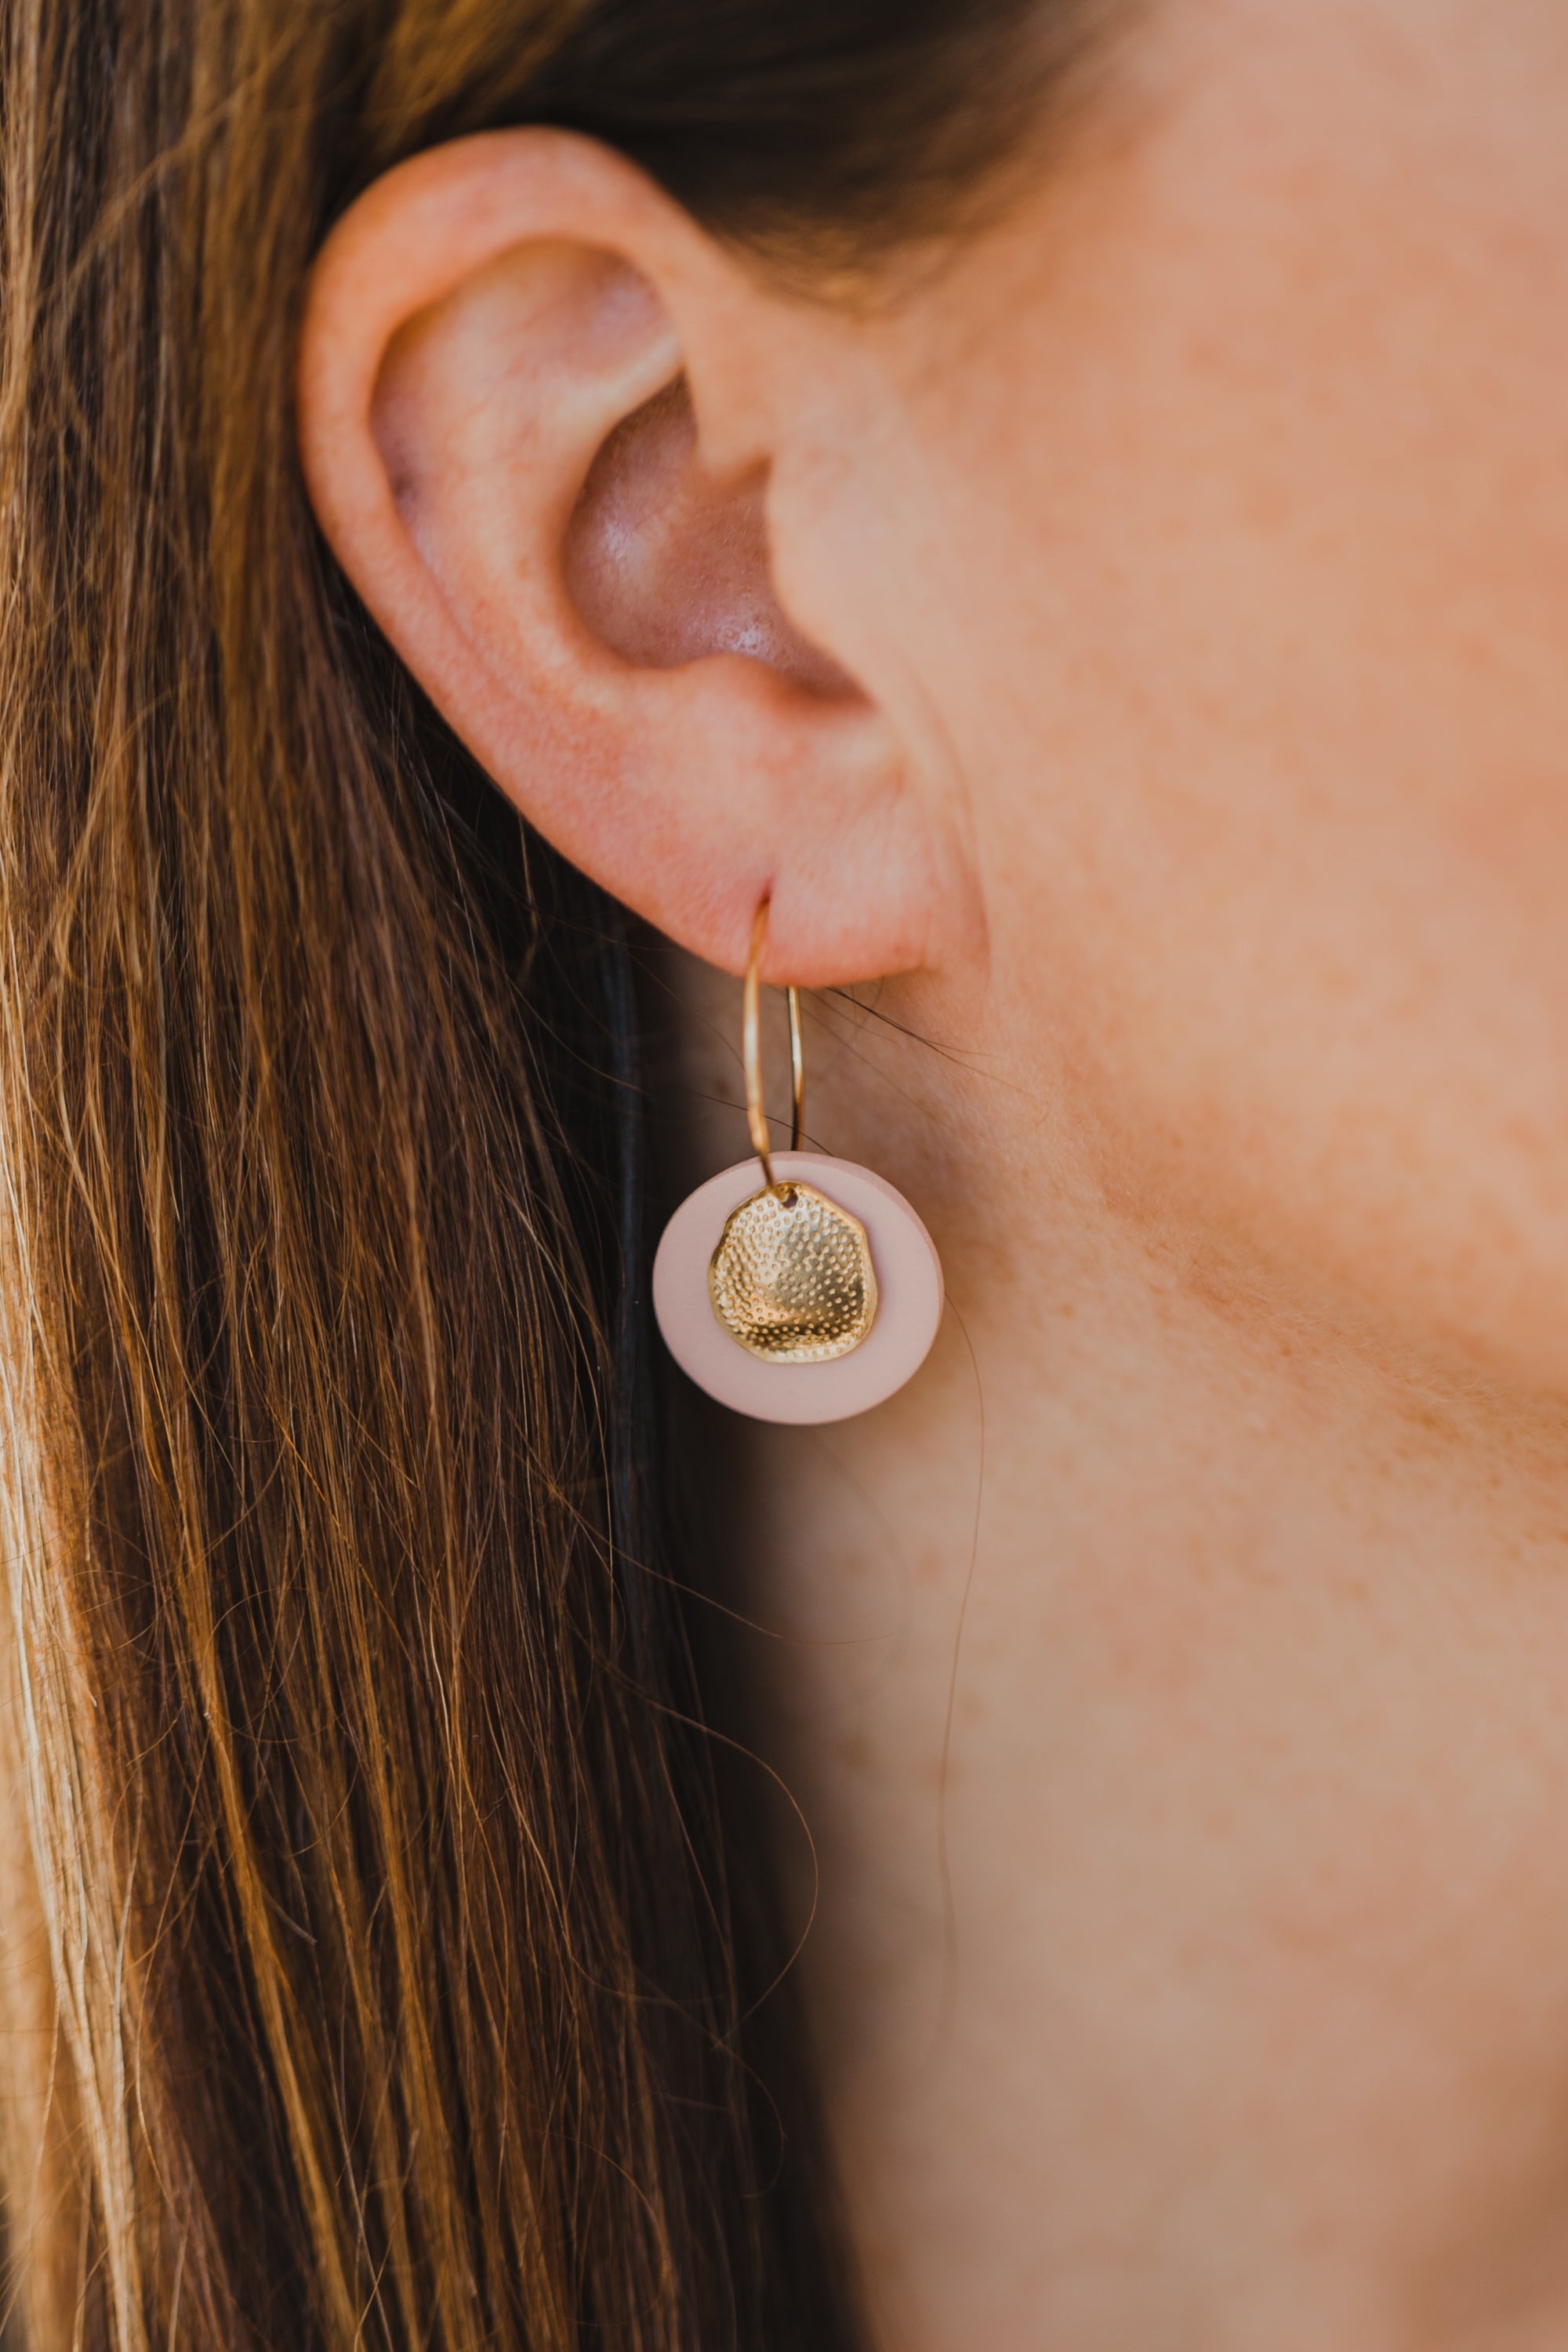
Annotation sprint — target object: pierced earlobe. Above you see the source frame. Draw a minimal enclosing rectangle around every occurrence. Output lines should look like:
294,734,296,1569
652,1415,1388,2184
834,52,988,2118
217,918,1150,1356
653,902,943,1423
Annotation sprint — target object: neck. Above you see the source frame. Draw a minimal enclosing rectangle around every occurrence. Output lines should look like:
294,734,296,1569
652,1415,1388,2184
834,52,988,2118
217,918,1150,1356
664,951,1568,2352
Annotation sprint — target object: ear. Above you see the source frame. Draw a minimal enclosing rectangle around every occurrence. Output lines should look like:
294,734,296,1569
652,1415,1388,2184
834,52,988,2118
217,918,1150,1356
296,130,965,983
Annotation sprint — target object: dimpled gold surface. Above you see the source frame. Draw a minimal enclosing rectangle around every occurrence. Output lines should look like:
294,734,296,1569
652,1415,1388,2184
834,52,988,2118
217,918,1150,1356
709,1182,877,1363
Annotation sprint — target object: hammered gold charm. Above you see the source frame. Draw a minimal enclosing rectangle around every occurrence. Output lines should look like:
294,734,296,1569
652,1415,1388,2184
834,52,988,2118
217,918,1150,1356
709,1181,878,1363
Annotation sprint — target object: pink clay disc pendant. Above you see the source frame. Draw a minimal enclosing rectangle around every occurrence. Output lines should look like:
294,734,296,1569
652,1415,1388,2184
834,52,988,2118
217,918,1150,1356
652,1151,943,1424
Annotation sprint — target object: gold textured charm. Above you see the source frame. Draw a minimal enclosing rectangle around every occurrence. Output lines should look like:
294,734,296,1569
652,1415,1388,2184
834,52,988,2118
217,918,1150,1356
709,1181,878,1363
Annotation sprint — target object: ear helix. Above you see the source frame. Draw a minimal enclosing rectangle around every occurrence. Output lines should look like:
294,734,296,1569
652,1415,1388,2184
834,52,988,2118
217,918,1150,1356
652,902,943,1424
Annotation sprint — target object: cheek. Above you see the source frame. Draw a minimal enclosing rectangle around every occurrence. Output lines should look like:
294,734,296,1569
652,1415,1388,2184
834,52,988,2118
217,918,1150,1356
891,2,1568,1390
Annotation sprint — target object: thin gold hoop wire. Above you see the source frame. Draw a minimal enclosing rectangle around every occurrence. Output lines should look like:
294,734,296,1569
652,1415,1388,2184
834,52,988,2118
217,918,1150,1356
742,900,804,1189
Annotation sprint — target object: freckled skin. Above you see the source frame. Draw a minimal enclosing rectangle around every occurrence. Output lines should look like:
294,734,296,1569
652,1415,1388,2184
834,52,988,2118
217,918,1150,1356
665,9,1568,2347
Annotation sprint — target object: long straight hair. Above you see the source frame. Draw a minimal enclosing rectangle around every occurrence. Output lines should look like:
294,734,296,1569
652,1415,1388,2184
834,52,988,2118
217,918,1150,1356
0,1,1102,2344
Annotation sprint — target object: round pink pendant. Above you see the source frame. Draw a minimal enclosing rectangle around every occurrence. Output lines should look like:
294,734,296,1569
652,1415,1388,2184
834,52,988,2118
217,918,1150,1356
652,1151,943,1424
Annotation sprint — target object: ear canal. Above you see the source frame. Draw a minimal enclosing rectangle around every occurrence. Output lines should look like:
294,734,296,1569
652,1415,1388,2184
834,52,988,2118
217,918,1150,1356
564,376,854,695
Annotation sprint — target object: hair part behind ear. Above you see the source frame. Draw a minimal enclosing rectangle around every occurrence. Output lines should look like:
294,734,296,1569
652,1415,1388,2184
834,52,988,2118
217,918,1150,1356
369,0,1120,275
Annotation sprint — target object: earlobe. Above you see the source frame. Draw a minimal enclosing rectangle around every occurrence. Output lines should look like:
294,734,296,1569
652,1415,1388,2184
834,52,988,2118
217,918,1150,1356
296,130,953,984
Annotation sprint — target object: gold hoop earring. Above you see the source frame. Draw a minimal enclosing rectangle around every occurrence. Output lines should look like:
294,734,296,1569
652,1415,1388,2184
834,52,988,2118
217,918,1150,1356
711,902,878,1363
742,901,805,1182
652,899,943,1425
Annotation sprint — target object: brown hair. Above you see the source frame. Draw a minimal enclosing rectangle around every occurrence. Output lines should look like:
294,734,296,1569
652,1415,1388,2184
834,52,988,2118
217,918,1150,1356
0,2,1104,2344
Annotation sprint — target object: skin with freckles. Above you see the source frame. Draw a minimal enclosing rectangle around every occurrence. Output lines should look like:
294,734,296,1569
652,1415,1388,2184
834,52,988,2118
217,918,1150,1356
299,2,1568,2343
